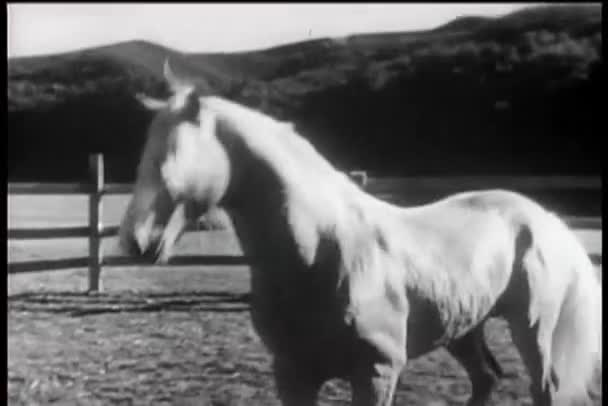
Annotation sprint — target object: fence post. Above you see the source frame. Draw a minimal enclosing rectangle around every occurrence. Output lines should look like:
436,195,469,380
88,154,104,292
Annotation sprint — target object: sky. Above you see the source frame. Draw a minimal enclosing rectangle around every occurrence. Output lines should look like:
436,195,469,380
8,3,540,58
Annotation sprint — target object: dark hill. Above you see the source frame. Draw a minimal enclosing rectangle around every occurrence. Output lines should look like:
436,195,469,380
432,16,493,33
8,4,602,183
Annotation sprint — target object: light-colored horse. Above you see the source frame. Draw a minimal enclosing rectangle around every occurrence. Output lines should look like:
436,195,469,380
119,61,602,406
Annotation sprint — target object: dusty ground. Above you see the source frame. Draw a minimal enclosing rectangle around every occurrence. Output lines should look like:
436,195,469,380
7,266,603,406
7,195,602,405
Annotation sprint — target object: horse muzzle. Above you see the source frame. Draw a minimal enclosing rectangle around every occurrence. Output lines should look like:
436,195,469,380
119,223,168,264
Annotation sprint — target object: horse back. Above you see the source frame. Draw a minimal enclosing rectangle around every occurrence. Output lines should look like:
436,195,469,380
346,190,546,356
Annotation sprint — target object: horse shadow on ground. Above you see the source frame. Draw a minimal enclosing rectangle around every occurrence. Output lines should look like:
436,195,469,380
7,290,252,317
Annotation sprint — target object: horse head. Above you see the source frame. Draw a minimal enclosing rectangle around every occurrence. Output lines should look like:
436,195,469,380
119,60,231,262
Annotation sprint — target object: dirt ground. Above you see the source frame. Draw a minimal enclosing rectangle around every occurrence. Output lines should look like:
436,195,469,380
8,266,602,406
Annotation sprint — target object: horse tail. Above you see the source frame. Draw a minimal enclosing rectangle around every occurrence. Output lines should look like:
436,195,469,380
523,212,602,403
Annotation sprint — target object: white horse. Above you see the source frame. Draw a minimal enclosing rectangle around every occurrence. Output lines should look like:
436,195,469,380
119,61,602,406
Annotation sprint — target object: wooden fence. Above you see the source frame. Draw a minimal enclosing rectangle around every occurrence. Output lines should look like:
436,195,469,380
8,154,602,292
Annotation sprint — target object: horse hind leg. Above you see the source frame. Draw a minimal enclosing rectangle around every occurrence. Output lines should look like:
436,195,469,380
447,324,503,406
506,316,558,406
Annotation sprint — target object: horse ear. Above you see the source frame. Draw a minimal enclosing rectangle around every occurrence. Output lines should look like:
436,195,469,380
135,93,169,110
163,58,193,93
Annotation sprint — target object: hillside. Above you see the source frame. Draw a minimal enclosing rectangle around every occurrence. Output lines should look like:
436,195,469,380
8,4,602,182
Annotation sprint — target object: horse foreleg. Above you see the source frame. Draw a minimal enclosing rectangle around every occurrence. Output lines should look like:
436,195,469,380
351,360,403,406
273,357,324,406
447,324,503,406
347,276,408,406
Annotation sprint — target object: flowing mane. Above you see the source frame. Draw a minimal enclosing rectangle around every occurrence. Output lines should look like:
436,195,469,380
199,96,362,194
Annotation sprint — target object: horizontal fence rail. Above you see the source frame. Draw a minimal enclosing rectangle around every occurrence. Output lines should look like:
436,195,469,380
9,177,602,196
8,183,93,195
366,176,601,193
8,258,91,274
8,217,601,241
8,226,91,240
8,182,132,195
564,217,602,229
102,255,249,267
8,154,602,292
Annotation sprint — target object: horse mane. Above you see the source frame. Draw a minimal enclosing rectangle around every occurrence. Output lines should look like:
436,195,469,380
199,96,358,194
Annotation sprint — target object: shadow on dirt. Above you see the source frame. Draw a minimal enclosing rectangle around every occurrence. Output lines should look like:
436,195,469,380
7,290,252,317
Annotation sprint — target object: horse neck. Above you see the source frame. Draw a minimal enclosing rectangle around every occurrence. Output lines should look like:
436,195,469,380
209,102,362,264
208,96,342,205
218,136,307,266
